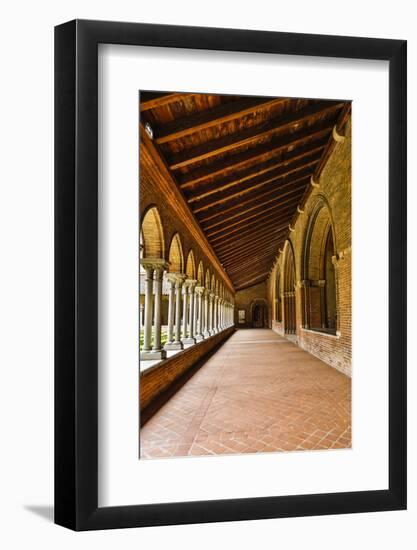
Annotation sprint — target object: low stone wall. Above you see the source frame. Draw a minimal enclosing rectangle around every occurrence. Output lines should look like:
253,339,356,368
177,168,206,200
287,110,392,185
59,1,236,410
140,327,235,413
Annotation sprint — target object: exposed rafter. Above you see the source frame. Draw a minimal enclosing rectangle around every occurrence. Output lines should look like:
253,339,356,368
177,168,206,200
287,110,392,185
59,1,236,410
140,92,349,291
168,101,343,170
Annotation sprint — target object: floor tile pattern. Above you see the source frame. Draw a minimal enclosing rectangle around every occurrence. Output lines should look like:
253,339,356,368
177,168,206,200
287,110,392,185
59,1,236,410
140,329,351,459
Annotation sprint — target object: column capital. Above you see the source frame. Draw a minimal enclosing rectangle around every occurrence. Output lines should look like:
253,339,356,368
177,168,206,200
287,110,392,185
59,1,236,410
186,279,198,291
195,285,205,295
165,273,178,285
140,258,168,271
174,273,186,287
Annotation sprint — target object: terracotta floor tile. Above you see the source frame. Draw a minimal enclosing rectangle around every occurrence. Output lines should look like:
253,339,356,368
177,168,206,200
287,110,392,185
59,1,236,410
141,329,351,459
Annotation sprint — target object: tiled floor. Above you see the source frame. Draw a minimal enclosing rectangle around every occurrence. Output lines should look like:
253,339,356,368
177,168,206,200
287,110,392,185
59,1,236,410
140,329,351,459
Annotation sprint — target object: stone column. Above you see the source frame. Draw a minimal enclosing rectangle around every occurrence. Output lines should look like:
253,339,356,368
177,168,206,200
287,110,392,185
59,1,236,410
151,266,167,359
195,286,204,341
141,263,154,353
182,279,197,344
173,274,186,348
203,290,210,338
208,293,214,335
213,296,219,333
140,258,168,361
164,274,180,350
181,281,189,343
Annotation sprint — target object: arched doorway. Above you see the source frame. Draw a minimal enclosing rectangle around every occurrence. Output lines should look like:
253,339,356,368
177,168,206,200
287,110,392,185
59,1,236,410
251,299,267,328
283,241,296,334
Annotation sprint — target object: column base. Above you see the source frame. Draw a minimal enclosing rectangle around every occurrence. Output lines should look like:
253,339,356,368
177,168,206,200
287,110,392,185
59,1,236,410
140,349,167,361
181,337,196,345
164,341,183,351
203,331,210,338
195,334,204,342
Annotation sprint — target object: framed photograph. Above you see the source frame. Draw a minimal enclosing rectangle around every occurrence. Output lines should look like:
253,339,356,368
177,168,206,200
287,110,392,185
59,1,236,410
55,20,406,530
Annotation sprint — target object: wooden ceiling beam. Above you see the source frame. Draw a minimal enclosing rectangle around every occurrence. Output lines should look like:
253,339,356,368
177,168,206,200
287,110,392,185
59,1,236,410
206,200,299,239
198,177,308,226
209,210,293,245
224,246,281,277
179,124,333,188
220,237,283,265
227,252,279,276
234,273,271,290
218,232,288,264
187,143,323,205
191,160,319,214
168,101,343,170
214,226,288,257
184,140,325,202
140,92,196,111
211,218,289,250
154,97,289,144
201,188,304,233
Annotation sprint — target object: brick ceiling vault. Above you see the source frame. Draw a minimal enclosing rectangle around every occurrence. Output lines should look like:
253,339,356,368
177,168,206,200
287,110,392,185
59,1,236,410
140,91,351,291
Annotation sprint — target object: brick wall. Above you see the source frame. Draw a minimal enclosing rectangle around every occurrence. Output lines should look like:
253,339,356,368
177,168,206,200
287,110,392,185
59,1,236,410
140,327,234,412
266,119,351,376
234,281,267,328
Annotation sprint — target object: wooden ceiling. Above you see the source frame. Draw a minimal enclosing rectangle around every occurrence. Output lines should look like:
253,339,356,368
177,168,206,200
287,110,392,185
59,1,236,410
140,91,350,291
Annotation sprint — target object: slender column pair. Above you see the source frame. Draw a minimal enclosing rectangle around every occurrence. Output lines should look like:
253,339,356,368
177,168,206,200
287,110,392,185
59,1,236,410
140,258,168,360
182,279,197,344
195,285,205,341
164,273,186,350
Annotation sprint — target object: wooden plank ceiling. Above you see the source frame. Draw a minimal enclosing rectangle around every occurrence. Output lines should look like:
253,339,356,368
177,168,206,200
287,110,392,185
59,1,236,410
140,91,350,291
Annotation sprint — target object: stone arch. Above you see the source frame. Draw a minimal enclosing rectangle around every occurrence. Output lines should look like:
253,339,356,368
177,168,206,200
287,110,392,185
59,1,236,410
302,198,338,333
205,269,211,289
185,249,196,278
211,274,216,294
197,261,204,285
168,233,184,273
283,240,296,334
141,205,164,258
250,298,268,328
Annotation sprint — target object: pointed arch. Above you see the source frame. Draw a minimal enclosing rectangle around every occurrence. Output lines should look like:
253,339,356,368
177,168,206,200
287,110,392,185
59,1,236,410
185,249,196,278
302,198,338,332
283,240,296,334
211,274,216,293
197,261,204,285
141,206,164,258
205,269,211,289
168,233,184,273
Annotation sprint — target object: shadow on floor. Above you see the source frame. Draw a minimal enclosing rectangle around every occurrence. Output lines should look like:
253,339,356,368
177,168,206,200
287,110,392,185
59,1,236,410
24,505,54,523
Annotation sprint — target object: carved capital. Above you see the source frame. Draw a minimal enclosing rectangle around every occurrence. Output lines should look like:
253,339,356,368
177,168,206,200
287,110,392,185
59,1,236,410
140,257,168,272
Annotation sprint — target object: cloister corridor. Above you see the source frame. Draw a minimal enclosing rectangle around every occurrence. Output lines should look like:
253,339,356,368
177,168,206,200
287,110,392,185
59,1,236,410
140,329,351,459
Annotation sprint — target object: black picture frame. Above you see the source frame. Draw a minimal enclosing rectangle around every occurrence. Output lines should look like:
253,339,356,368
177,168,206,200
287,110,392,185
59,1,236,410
55,19,407,531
